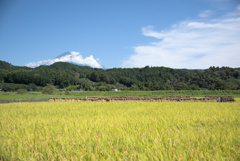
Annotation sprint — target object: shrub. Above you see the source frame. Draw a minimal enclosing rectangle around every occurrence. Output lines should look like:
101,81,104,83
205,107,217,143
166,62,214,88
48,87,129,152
16,89,28,95
64,90,72,95
42,84,57,95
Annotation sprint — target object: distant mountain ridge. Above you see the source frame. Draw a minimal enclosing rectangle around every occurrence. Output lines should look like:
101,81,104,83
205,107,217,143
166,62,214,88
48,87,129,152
1,59,239,71
35,62,94,72
0,60,95,71
1,59,240,91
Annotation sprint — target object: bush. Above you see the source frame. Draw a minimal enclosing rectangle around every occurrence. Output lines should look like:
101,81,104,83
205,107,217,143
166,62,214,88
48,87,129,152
64,90,73,95
16,89,28,95
97,86,108,91
28,83,37,91
42,84,57,95
0,83,30,92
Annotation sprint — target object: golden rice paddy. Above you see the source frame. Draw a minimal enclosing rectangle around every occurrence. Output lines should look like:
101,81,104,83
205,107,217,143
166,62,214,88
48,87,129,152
0,100,239,160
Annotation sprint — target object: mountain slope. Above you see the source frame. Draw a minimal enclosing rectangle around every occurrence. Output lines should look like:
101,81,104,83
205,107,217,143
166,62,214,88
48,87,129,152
0,60,31,71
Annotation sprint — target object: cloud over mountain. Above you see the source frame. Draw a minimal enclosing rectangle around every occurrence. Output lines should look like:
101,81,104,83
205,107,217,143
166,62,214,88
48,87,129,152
26,51,103,68
123,5,240,69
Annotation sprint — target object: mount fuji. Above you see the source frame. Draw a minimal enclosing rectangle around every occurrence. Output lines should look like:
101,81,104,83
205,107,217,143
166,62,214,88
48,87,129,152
26,51,103,68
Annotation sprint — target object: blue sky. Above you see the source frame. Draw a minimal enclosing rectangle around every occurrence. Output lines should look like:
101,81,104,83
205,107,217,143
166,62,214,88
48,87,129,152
0,0,239,69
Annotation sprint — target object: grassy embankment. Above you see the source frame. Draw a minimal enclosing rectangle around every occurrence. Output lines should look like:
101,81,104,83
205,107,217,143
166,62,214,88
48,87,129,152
1,90,240,99
0,101,239,160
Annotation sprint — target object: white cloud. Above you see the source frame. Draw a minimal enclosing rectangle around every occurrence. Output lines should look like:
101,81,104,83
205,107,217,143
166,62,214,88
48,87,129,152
142,26,165,39
198,10,213,18
26,51,103,68
187,22,222,28
123,7,240,69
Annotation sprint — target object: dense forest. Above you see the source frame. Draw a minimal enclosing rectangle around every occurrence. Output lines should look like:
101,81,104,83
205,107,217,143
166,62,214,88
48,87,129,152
0,60,240,91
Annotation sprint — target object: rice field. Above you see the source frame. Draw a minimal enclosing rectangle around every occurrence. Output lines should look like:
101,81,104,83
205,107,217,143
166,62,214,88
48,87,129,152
0,100,239,160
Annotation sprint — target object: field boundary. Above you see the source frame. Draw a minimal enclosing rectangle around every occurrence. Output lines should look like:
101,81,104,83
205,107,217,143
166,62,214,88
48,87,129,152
49,96,235,102
0,96,235,103
0,98,49,104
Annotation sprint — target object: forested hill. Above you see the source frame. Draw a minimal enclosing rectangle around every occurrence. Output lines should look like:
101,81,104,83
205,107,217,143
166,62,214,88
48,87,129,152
0,60,240,91
0,60,31,71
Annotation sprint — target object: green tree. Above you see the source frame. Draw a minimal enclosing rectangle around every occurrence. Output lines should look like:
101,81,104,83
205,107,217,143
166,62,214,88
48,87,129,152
42,84,57,95
174,83,188,90
29,83,37,91
130,84,139,90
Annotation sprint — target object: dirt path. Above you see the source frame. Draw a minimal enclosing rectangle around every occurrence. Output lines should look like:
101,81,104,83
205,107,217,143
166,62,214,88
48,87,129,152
0,98,49,104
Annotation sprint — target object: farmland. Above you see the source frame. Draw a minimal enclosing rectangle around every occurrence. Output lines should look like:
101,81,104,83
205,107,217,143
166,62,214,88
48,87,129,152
0,100,239,160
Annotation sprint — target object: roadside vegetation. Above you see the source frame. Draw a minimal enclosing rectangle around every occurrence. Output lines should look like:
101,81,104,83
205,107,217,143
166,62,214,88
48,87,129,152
0,90,240,99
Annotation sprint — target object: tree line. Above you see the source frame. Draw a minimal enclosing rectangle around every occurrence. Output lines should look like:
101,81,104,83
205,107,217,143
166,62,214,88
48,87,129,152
0,60,240,91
